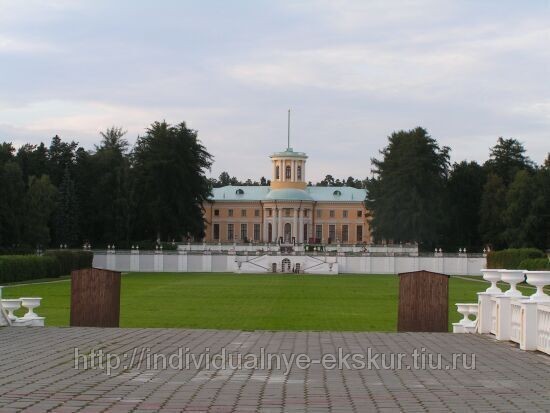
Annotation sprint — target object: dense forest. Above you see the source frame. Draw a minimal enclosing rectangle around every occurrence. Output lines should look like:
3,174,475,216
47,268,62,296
0,123,548,252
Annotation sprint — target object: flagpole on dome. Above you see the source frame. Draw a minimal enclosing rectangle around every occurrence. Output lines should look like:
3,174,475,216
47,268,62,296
287,109,291,150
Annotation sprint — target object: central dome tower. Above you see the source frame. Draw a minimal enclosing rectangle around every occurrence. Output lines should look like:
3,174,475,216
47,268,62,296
270,147,308,190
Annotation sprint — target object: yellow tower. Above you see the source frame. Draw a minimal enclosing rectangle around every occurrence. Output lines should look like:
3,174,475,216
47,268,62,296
269,148,308,190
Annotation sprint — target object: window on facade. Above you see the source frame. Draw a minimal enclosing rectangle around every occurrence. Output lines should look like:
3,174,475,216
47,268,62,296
213,224,220,240
228,209,233,217
315,224,322,241
285,165,291,179
241,209,246,217
241,224,247,241
297,165,302,180
254,209,260,217
342,225,349,242
304,209,308,217
285,209,291,217
267,209,272,217
253,224,260,241
276,166,280,180
329,210,335,218
316,209,322,218
227,224,234,241
328,225,336,242
343,210,348,218
357,210,362,218
214,209,219,216
356,225,363,242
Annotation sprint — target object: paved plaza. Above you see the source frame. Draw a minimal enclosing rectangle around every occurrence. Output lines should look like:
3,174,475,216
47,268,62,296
1,327,549,412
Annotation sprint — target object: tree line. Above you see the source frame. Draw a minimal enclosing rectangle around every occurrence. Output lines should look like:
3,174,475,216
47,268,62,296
365,127,549,252
0,121,212,251
211,172,365,188
1,122,548,252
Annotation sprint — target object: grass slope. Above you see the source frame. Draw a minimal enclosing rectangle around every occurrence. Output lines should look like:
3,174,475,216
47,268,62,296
2,273,535,331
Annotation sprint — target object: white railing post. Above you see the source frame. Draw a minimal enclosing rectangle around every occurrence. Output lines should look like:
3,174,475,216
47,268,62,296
477,292,495,333
130,247,140,272
494,296,512,341
178,249,188,272
520,301,539,351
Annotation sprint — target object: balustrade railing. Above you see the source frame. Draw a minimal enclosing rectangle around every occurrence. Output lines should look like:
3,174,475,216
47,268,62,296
537,304,550,354
453,269,550,356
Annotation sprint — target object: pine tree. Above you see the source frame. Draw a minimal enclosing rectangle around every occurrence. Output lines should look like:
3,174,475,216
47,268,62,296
54,168,79,246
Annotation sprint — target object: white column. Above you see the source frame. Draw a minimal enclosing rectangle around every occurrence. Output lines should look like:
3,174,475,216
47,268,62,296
263,217,269,243
273,161,277,182
293,208,298,243
298,209,304,244
291,160,295,182
273,209,279,242
302,160,306,182
277,209,283,242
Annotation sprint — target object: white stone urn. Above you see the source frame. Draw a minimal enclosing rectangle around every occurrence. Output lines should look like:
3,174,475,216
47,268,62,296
524,271,550,302
20,297,42,319
481,269,503,294
499,270,525,298
2,299,22,321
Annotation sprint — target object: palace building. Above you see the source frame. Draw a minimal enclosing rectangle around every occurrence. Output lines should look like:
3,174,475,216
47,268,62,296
203,146,370,245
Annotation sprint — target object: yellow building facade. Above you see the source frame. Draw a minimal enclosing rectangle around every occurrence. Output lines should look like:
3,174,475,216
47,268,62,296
203,147,370,244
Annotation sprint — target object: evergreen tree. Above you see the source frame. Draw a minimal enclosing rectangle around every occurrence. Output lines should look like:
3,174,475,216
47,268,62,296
0,162,26,247
444,161,485,250
503,167,550,250
54,168,79,246
365,127,450,247
132,121,213,241
479,173,507,249
24,175,57,248
485,137,534,186
48,135,78,186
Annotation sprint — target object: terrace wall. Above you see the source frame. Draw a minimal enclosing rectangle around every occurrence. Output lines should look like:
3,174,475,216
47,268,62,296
93,251,485,275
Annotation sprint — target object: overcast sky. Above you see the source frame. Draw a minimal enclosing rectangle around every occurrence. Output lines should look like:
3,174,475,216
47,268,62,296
1,0,548,182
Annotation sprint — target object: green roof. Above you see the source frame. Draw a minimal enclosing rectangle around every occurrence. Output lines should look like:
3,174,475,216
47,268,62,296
210,185,366,202
270,147,308,158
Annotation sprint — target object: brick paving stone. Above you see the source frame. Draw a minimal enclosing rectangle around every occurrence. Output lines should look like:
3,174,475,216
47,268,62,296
0,327,549,412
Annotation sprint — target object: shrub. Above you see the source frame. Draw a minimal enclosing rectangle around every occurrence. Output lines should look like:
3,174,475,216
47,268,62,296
487,248,545,269
0,250,93,284
0,255,58,283
518,258,550,270
44,250,93,276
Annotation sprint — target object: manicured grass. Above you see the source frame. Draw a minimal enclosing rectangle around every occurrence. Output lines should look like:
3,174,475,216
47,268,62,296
1,273,537,331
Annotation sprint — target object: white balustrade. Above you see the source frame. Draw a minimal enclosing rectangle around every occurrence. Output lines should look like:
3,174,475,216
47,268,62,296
537,304,550,354
455,268,550,356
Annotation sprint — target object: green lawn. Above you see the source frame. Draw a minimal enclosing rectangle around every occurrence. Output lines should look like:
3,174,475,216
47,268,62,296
1,273,537,331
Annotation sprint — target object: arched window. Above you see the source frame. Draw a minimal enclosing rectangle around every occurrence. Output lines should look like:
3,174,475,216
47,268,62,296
235,188,244,195
275,166,280,180
297,165,302,180
285,165,291,179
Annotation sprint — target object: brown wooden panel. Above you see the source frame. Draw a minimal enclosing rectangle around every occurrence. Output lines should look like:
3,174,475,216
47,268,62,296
397,270,449,332
70,268,121,327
